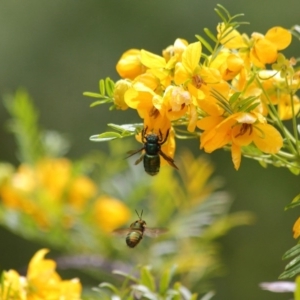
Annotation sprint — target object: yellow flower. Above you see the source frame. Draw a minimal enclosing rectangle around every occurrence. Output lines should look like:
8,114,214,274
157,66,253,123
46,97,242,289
0,249,82,300
250,27,292,68
93,196,131,232
36,158,71,200
210,50,245,81
27,249,82,300
198,112,283,170
293,217,300,239
116,49,146,80
162,38,188,63
217,23,248,49
113,79,131,110
68,176,97,211
259,70,300,120
1,269,26,299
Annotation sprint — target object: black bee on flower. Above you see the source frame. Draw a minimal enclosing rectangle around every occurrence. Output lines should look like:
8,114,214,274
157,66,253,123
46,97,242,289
126,127,178,176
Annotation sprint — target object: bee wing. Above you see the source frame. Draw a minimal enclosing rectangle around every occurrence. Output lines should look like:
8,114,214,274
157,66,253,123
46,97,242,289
144,227,168,238
126,147,144,159
112,228,131,236
159,150,179,170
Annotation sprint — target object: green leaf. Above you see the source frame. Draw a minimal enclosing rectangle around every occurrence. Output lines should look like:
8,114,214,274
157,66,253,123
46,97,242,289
105,77,115,97
279,262,300,279
258,160,267,168
195,35,213,54
229,92,241,106
140,266,155,292
89,132,123,142
3,89,45,164
159,265,177,295
284,255,300,271
98,282,119,294
289,166,300,176
282,245,300,260
244,102,261,112
214,7,228,24
107,123,142,134
203,28,218,43
90,98,113,107
112,270,139,283
285,194,300,210
200,291,215,300
83,92,104,98
99,79,105,95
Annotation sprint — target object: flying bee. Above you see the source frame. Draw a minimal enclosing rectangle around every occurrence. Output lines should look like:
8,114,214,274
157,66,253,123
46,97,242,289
126,127,178,176
113,210,168,248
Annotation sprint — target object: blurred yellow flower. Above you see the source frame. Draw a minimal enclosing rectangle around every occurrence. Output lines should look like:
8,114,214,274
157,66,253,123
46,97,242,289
93,196,131,232
68,176,97,211
0,249,82,300
36,158,71,200
293,217,300,239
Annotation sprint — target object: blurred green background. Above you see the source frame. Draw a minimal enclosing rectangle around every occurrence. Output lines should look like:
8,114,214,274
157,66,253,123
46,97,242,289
0,0,299,299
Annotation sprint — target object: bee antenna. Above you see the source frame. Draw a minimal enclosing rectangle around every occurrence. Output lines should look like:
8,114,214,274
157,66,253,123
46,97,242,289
135,209,143,220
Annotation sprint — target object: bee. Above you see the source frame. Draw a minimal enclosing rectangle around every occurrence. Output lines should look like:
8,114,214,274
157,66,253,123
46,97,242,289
126,127,178,176
113,210,168,248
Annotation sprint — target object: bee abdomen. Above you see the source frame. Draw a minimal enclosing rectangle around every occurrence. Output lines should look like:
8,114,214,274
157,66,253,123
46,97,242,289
126,231,143,248
144,155,160,176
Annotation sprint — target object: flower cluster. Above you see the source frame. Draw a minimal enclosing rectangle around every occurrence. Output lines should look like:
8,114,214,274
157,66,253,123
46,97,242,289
0,158,130,232
88,7,300,171
0,249,82,300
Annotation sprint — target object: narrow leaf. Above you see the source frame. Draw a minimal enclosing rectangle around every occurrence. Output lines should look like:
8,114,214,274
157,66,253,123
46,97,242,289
195,35,213,54
285,255,300,270
159,265,177,295
140,266,155,292
83,92,104,98
90,98,112,107
282,245,300,260
89,132,123,142
203,28,218,43
105,77,115,97
112,270,139,283
99,282,119,294
99,79,105,95
229,92,241,106
279,262,300,279
285,194,300,210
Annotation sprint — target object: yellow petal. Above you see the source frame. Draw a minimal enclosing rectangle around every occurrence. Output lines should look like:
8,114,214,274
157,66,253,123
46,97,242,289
293,217,300,239
254,39,278,64
197,116,224,130
231,125,253,146
217,23,248,49
252,123,283,153
116,49,145,80
231,143,242,170
182,42,201,74
234,112,257,124
140,49,166,69
265,27,292,50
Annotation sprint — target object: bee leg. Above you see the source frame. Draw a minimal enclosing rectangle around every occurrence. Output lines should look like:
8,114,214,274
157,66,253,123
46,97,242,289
142,126,148,143
159,128,170,145
134,153,145,165
159,150,179,170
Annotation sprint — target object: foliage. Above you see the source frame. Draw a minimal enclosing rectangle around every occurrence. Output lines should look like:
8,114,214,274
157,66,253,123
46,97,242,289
92,265,215,300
